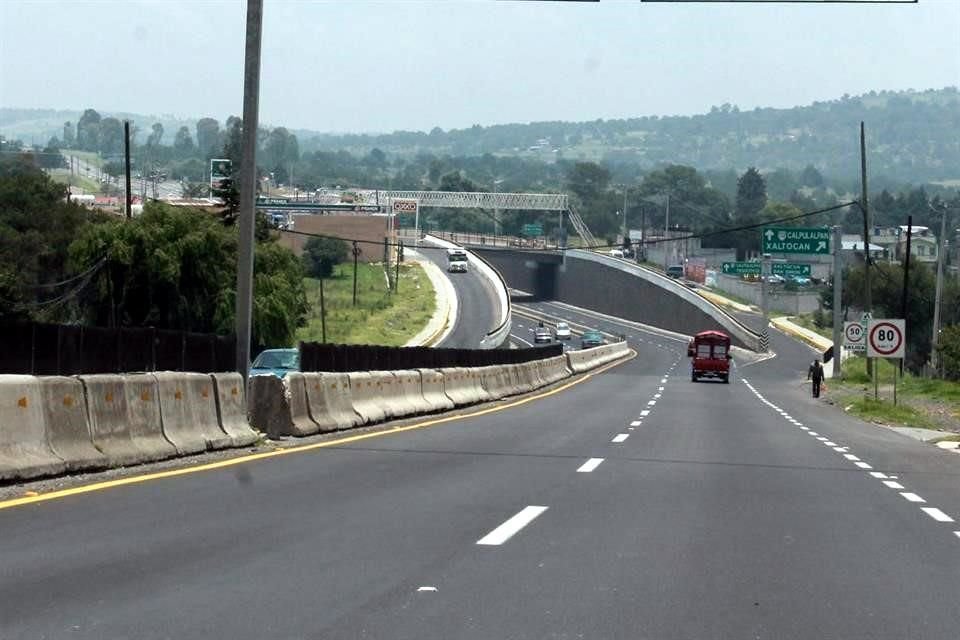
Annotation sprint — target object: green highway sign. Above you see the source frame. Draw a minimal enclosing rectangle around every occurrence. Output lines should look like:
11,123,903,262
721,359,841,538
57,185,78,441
771,263,812,277
522,223,544,237
721,261,761,275
762,227,830,255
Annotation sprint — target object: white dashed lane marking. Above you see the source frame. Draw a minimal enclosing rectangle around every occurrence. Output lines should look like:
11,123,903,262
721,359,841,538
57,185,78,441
576,458,605,473
630,421,641,427
921,508,955,523
612,434,629,443
741,377,959,542
477,506,548,546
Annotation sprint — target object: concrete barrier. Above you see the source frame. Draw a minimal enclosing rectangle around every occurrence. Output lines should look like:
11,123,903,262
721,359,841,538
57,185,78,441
155,372,234,453
81,374,178,466
566,342,630,373
480,366,514,400
348,371,395,424
303,372,361,432
0,375,66,481
417,369,455,412
210,372,260,447
248,374,296,438
394,369,431,417
539,355,571,385
39,376,107,472
282,372,321,437
441,368,481,406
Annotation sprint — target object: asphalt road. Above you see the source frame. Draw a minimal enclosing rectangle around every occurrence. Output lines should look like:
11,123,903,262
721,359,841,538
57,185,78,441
2,303,959,639
417,240,501,349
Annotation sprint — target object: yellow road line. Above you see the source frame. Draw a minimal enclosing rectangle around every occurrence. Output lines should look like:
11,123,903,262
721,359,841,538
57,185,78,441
0,352,635,512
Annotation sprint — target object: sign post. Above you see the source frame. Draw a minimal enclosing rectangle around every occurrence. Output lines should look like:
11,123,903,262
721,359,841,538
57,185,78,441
866,318,906,402
762,227,831,255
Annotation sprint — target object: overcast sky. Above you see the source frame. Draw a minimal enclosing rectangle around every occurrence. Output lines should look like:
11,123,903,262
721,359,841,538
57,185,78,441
2,0,958,133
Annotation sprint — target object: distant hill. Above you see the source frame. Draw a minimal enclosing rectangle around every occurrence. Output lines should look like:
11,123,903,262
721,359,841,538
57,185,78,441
297,87,960,183
3,87,957,183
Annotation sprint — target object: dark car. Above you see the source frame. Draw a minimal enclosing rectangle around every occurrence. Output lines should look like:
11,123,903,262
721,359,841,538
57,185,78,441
534,327,552,343
580,330,604,349
250,348,299,378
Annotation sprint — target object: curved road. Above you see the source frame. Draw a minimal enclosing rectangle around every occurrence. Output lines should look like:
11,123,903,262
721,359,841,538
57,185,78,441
416,239,501,349
2,304,960,638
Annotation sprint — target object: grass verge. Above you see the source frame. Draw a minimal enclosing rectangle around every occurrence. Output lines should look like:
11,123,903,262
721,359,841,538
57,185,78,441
295,261,435,346
830,356,960,432
789,313,834,340
48,169,101,193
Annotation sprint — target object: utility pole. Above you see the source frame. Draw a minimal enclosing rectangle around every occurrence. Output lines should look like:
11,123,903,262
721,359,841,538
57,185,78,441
352,241,361,306
233,0,263,379
622,187,628,245
319,276,327,343
831,226,843,378
860,122,873,376
931,203,948,373
900,216,913,374
123,120,132,219
663,193,671,271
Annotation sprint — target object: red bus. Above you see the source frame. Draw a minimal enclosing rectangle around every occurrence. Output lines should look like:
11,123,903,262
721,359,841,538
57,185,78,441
687,330,731,383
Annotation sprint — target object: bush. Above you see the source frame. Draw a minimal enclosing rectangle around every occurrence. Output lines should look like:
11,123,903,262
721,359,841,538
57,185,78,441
937,324,960,381
302,236,348,279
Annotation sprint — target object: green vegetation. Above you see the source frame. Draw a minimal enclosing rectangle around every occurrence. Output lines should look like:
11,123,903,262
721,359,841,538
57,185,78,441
302,236,349,279
296,262,435,346
60,149,103,168
831,356,960,432
0,155,308,349
790,314,834,340
47,168,100,193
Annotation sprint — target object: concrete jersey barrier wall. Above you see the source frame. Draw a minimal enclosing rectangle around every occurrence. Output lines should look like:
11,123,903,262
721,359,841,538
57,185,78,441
155,372,234,453
303,372,361,432
39,376,107,472
0,375,66,481
210,373,260,446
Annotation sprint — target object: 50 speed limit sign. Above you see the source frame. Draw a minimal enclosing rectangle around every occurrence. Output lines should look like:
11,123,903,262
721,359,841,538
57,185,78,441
843,321,865,351
866,319,905,359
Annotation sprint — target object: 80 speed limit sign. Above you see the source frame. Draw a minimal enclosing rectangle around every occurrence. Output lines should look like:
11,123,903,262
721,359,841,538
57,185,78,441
866,319,905,359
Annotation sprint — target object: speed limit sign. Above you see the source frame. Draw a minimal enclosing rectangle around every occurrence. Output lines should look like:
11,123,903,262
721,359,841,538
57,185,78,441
843,321,865,351
866,319,905,359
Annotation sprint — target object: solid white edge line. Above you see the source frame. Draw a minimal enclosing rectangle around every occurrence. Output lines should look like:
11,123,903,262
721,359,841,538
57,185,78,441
921,507,955,523
900,492,926,503
612,433,629,443
577,458,605,473
477,506,549,546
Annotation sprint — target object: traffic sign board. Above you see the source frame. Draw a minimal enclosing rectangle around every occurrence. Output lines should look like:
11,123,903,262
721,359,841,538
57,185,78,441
771,263,812,277
762,227,830,255
721,261,761,275
866,319,905,359
843,321,866,351
522,223,543,237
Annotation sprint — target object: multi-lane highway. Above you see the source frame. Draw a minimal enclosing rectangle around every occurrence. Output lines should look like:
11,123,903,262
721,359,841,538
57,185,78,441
416,239,501,349
2,301,959,639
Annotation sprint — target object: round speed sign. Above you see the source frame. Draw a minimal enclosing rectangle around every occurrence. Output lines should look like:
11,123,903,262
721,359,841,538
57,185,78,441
867,320,905,358
845,323,864,343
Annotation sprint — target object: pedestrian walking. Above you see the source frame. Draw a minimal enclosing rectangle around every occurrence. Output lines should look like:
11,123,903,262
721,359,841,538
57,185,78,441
807,359,824,398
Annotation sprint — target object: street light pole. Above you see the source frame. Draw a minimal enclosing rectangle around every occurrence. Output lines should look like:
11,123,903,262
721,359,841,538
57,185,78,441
931,202,949,373
234,0,264,379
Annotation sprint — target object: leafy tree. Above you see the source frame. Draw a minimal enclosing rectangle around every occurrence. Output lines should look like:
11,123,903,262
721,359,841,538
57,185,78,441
38,139,66,169
800,164,825,188
0,156,90,321
173,126,195,158
99,117,124,156
263,127,300,183
146,122,165,148
566,162,611,202
69,201,306,347
301,236,348,279
63,121,75,147
76,109,101,151
195,117,221,159
735,167,767,220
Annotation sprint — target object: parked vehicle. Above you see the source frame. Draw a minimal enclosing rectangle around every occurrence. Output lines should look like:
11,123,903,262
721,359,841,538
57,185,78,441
666,265,684,278
534,327,553,343
687,331,731,383
766,274,785,284
250,348,300,378
554,322,572,340
609,248,625,258
580,330,604,349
